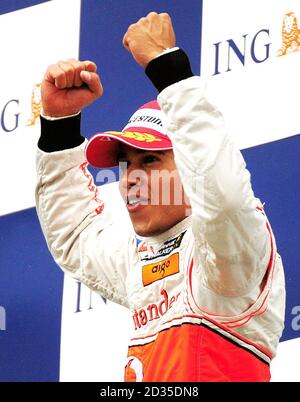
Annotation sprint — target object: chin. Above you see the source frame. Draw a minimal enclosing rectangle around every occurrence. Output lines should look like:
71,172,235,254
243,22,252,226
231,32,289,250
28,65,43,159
133,225,162,237
130,208,190,237
132,219,179,238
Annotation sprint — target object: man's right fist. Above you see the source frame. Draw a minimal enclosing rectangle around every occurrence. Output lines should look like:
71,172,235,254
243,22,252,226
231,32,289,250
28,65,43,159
41,58,103,117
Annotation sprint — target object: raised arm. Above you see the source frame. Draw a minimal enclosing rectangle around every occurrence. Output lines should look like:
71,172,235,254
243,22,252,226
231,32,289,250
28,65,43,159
36,59,133,307
123,12,272,297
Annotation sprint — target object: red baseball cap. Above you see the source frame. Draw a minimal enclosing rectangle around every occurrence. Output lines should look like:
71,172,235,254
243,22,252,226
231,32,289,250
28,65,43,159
85,100,173,168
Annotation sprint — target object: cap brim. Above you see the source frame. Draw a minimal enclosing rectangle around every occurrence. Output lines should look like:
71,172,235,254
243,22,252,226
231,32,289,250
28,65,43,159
85,130,173,168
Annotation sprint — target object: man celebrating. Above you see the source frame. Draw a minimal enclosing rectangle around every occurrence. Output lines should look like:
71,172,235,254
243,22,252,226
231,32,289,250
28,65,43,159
36,12,285,382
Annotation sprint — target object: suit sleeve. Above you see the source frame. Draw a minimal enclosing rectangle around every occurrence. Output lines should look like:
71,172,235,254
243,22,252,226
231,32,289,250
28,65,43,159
36,119,135,307
158,77,271,296
146,50,271,297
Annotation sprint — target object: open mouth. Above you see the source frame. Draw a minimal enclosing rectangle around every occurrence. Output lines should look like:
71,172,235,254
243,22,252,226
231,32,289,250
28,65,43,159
126,196,149,211
127,196,148,205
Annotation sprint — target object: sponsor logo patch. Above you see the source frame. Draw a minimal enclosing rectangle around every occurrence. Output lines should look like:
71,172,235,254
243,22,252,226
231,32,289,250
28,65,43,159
106,131,162,143
142,253,179,286
132,289,181,330
141,231,185,261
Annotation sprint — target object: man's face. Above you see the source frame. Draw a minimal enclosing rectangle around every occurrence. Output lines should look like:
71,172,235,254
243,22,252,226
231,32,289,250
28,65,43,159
118,144,191,237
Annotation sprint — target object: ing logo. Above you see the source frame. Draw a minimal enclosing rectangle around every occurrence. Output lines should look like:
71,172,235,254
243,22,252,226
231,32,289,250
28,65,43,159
212,10,300,75
0,83,41,133
277,11,300,56
26,82,42,126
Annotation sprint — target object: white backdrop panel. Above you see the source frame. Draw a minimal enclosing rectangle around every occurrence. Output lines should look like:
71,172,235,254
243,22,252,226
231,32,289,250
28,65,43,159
201,0,300,149
0,0,81,216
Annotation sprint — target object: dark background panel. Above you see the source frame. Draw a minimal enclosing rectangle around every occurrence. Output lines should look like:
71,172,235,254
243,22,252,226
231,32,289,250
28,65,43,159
0,208,63,381
0,0,49,15
79,0,203,138
242,134,300,341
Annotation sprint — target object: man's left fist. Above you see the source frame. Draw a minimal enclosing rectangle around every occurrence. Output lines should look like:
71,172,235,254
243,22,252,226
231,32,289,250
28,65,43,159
123,12,176,68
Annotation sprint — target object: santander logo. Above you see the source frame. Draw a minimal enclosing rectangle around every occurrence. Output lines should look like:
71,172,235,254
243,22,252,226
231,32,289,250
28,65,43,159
132,289,181,330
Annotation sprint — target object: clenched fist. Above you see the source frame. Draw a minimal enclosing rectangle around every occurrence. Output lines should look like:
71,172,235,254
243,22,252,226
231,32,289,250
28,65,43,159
41,58,103,117
123,12,176,68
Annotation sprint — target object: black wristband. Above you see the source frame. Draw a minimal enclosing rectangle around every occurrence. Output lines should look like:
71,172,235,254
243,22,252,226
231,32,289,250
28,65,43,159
38,113,85,152
145,49,194,93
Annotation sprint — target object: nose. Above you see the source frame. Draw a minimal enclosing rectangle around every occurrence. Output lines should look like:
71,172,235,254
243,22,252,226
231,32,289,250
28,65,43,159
119,163,141,197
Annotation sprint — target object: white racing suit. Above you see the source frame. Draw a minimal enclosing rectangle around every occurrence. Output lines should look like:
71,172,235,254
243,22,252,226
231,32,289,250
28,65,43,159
36,76,285,382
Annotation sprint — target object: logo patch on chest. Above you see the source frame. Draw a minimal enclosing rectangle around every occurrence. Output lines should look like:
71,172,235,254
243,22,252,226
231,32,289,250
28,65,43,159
140,231,186,261
142,253,179,286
